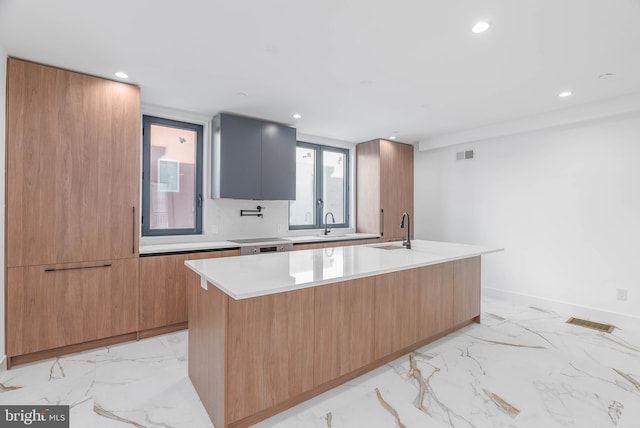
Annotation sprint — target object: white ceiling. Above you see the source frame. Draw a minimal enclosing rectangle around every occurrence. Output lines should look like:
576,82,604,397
1,0,639,144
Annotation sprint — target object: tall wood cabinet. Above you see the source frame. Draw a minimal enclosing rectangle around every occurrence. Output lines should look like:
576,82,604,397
356,139,414,241
5,58,141,363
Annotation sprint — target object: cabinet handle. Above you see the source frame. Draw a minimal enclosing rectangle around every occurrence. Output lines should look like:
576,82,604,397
132,206,136,254
380,208,384,236
45,264,112,272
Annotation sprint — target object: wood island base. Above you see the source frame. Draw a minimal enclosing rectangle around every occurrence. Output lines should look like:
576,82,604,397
187,256,481,428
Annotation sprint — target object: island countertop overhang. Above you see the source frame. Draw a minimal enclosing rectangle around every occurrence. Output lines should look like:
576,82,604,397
185,240,502,300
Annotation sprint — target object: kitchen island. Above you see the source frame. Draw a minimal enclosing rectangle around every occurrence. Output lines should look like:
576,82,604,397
185,240,501,428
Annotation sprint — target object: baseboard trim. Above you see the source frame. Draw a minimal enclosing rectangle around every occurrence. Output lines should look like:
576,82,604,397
7,332,138,369
138,322,188,339
483,287,640,327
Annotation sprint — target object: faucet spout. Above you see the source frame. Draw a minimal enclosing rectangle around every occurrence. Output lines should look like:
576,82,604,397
400,212,411,249
324,212,335,235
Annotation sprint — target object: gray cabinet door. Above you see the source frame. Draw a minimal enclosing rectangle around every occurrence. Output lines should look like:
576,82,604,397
261,122,296,200
217,114,262,199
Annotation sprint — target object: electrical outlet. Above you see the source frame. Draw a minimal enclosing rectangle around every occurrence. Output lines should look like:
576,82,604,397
616,289,628,301
276,223,284,232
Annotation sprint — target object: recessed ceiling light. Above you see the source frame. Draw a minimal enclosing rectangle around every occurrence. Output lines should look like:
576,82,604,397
472,21,490,33
559,91,573,98
235,92,247,97
389,136,397,140
598,73,614,80
293,114,302,119
115,71,128,79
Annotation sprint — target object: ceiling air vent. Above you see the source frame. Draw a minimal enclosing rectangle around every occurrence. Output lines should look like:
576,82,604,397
456,149,474,161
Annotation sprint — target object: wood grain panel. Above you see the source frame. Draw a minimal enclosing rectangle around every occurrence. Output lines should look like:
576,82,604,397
355,140,381,234
6,258,138,356
314,277,375,386
380,140,414,241
292,242,325,251
6,58,140,267
139,255,178,330
453,257,481,325
187,269,228,428
374,263,453,359
139,250,240,331
227,288,315,423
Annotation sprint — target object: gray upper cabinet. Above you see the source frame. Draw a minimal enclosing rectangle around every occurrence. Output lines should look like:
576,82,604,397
211,113,296,200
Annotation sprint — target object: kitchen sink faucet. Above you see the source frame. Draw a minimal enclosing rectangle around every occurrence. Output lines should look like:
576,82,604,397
400,212,411,249
324,212,335,235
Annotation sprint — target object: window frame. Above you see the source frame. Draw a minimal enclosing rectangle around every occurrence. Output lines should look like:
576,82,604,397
289,141,350,231
141,115,204,237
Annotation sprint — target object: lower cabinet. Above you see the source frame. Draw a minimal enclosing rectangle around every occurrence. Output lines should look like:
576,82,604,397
314,277,375,386
453,256,481,325
6,258,139,357
374,263,454,359
139,249,240,333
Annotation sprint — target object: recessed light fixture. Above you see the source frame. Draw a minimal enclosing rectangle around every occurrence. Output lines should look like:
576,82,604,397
235,92,247,97
472,21,490,33
389,136,397,140
598,73,614,80
293,114,302,119
114,71,129,79
558,91,573,98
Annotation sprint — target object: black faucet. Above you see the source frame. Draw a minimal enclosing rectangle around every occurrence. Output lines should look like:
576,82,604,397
400,212,411,249
324,212,335,235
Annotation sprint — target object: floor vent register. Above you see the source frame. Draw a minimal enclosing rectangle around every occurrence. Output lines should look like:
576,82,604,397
566,317,615,333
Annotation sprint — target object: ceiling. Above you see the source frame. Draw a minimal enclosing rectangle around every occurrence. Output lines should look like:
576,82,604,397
1,0,639,144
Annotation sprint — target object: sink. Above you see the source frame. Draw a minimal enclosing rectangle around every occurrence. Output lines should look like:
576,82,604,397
373,245,407,250
319,234,351,239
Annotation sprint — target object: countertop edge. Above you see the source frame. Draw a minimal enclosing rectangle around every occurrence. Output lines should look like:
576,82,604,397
140,233,380,254
185,247,503,300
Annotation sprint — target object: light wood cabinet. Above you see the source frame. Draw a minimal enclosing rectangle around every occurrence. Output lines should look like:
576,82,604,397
139,249,240,332
6,258,139,357
6,58,140,267
374,263,453,359
356,139,414,242
314,277,375,386
188,256,482,428
453,256,481,325
5,58,141,365
227,288,315,422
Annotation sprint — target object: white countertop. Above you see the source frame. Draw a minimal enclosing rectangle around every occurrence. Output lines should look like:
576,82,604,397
139,233,379,254
185,240,502,300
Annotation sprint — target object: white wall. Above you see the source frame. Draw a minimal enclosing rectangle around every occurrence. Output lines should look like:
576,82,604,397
414,112,640,319
139,105,357,246
0,44,7,363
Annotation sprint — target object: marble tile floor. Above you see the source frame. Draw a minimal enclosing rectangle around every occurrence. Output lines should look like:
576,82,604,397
1,296,639,428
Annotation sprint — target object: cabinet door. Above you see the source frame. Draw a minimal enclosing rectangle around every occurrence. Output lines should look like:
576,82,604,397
217,114,263,199
374,263,453,359
106,79,141,258
139,255,179,330
227,288,315,422
261,122,296,200
355,140,381,234
6,59,140,266
380,140,414,241
6,258,138,356
139,250,241,331
452,257,481,325
314,277,375,386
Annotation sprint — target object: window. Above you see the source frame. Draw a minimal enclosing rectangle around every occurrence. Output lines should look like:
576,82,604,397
289,142,349,230
142,115,203,236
